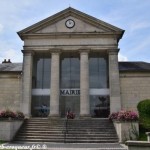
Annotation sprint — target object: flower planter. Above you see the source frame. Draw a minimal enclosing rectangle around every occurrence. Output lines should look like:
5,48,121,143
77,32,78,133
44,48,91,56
113,121,139,143
0,120,23,141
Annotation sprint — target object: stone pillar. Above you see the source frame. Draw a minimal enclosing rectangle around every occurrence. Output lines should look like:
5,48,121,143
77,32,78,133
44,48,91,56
21,50,34,118
108,49,121,113
49,49,61,118
79,49,90,118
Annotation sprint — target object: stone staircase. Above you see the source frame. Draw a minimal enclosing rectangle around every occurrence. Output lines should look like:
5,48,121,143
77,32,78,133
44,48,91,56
14,118,119,143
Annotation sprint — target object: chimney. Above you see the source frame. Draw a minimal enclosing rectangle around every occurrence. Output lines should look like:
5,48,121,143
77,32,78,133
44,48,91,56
8,59,11,63
2,59,12,63
2,59,7,63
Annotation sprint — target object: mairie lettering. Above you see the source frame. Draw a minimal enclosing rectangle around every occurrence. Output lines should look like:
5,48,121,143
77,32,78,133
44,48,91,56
60,89,80,96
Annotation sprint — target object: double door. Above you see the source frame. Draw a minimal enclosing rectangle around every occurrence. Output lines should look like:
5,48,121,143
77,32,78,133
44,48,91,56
60,96,80,118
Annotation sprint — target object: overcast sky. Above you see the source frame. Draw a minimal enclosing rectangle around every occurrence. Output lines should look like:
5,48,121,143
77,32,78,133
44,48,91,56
0,0,150,63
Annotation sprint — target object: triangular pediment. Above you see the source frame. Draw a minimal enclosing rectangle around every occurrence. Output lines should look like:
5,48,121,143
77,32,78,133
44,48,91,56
18,7,124,39
35,16,107,33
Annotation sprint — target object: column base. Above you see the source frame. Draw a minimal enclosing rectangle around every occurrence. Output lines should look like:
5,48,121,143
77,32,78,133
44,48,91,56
80,114,91,119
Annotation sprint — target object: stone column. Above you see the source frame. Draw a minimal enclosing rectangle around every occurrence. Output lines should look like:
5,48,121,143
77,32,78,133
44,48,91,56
21,50,34,118
108,49,121,113
79,49,90,118
49,49,61,118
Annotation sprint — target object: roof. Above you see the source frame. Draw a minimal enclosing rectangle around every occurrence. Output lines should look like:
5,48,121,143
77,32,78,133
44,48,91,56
0,62,150,73
0,63,22,72
119,62,150,72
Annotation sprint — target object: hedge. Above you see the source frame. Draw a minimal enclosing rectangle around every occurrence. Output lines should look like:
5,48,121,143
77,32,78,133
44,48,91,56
137,99,150,117
137,99,150,129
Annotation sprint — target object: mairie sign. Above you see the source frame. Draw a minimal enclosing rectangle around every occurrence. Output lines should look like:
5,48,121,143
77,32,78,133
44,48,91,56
60,89,80,96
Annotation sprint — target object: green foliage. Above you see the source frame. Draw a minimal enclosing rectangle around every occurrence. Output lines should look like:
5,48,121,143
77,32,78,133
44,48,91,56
137,99,150,130
137,99,150,117
138,125,147,141
137,99,150,141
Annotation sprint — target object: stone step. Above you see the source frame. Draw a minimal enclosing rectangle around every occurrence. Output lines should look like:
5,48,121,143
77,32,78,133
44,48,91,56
25,122,113,126
20,128,116,133
22,126,115,129
14,118,118,143
16,135,118,139
19,131,117,135
18,132,117,136
17,135,118,139
14,138,118,143
27,119,111,123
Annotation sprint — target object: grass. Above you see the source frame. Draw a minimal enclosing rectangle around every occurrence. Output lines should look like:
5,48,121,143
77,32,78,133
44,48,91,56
0,140,5,144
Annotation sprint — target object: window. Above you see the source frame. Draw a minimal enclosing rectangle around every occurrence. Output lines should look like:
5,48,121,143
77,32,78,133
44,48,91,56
32,54,51,89
89,53,108,88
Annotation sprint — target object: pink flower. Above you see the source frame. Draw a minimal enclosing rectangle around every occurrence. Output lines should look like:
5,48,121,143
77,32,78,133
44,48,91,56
109,110,138,122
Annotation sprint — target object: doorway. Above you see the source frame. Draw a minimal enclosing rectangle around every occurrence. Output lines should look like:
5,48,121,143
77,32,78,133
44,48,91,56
90,95,110,118
60,96,80,118
31,96,50,117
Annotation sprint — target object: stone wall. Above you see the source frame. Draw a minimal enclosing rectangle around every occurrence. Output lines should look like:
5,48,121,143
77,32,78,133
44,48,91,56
0,73,22,111
120,72,150,111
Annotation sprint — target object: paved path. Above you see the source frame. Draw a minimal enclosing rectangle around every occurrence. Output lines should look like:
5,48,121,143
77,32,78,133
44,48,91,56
2,143,128,150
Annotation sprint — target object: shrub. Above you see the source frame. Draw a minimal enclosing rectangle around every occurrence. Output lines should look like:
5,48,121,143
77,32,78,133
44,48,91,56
137,99,150,117
137,99,150,129
109,110,138,122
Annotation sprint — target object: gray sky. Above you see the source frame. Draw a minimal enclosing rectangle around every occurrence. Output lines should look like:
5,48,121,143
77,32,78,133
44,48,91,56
0,0,150,63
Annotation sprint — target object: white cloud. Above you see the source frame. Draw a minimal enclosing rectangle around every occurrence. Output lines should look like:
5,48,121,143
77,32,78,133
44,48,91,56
118,53,128,61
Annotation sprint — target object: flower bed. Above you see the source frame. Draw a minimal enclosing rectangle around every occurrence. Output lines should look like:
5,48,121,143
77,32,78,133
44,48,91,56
0,110,24,120
109,110,138,122
109,110,139,143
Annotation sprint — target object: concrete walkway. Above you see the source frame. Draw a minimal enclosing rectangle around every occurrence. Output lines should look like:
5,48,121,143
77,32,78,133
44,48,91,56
2,142,128,150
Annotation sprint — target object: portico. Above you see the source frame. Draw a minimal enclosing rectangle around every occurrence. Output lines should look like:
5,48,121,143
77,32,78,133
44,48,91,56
18,7,124,118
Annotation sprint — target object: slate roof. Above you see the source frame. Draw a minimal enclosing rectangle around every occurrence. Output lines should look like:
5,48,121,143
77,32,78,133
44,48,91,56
119,61,150,72
0,62,150,72
0,63,22,72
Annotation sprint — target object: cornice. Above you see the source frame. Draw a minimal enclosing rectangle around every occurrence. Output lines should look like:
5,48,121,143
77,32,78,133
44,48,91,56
20,32,122,40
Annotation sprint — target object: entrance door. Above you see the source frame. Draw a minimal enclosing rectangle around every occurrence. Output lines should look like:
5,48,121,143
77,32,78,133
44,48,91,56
90,95,110,118
31,96,50,117
60,96,80,118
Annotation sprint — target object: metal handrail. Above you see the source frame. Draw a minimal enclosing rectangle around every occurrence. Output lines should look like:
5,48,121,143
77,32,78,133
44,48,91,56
63,117,68,143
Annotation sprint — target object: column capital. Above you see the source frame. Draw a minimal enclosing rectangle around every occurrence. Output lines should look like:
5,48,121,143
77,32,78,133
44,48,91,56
21,50,35,55
107,49,120,55
49,48,62,54
78,48,90,54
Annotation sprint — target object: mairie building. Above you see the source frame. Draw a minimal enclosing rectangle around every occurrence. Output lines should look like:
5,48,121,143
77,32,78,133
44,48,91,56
0,7,150,118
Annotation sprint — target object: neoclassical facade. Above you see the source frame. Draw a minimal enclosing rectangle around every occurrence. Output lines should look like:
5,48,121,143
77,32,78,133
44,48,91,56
0,8,150,118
